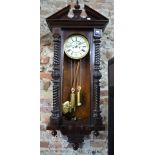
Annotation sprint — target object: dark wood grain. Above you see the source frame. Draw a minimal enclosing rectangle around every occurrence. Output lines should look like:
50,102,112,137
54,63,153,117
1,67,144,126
46,3,109,150
46,5,109,31
62,31,91,122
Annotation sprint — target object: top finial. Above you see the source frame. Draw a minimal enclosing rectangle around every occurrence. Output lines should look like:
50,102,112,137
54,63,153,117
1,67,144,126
74,0,80,10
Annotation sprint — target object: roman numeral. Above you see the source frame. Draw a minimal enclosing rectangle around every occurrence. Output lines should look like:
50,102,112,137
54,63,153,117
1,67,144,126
67,49,71,52
71,38,74,42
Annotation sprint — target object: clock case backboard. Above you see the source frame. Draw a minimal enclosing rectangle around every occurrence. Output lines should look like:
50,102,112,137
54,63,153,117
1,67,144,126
46,3,109,150
62,30,91,122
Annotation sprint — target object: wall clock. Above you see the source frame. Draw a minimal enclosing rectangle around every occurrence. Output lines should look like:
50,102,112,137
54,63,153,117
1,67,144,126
46,0,109,150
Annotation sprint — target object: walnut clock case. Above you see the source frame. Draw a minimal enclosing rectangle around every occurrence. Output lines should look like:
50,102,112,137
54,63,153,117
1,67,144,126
46,2,109,150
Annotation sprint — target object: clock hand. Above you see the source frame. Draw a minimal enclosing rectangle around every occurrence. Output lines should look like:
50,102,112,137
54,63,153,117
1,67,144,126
78,42,85,46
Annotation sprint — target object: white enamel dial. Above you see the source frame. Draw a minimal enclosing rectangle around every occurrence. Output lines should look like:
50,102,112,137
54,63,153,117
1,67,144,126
64,35,90,59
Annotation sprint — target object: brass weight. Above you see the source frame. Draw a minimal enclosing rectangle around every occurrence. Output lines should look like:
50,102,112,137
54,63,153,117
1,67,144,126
77,86,82,106
62,61,83,115
70,88,76,112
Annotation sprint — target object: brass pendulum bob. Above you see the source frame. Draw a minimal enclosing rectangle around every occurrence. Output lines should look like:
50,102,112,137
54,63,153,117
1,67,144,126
77,86,82,106
70,88,76,112
62,101,70,114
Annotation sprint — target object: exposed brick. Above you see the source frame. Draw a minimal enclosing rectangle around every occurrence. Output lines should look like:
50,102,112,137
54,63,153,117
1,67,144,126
43,81,51,91
68,1,74,8
40,124,46,131
93,133,104,140
40,99,51,107
40,72,52,80
40,131,53,141
100,98,104,104
40,34,52,46
40,90,52,99
40,106,52,113
49,141,62,149
100,89,108,96
93,131,108,140
55,1,66,8
104,97,108,103
66,143,73,148
40,56,50,64
90,140,106,148
40,150,55,155
100,97,108,104
40,141,49,148
81,10,87,18
106,50,114,60
41,113,51,124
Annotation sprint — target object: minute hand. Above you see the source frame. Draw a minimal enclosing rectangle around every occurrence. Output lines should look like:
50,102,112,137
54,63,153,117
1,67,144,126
78,42,85,46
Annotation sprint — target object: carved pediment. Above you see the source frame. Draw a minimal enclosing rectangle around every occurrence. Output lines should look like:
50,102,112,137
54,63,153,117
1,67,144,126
46,4,109,30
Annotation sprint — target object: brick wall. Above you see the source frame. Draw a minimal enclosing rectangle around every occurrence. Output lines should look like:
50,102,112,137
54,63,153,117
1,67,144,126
40,0,114,155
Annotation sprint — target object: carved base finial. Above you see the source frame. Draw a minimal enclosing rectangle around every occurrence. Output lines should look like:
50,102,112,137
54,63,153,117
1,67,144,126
51,130,57,136
93,130,99,137
72,143,79,150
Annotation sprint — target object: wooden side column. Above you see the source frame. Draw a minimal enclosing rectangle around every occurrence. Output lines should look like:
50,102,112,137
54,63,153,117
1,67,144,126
92,35,102,129
47,30,61,132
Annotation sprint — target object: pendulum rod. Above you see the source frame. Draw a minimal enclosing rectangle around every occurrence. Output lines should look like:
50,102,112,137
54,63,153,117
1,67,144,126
77,59,82,106
70,60,76,112
72,61,80,88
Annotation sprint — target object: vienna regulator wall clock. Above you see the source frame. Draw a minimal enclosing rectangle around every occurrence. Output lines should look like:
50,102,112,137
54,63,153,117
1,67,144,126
46,0,109,150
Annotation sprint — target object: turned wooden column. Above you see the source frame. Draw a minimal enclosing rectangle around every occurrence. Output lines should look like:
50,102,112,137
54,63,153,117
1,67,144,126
93,36,102,126
51,33,61,120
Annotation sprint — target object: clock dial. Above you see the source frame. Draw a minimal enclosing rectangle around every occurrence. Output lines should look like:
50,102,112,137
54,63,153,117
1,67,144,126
64,35,90,59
